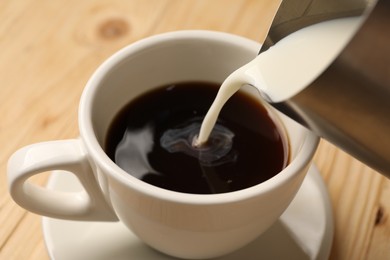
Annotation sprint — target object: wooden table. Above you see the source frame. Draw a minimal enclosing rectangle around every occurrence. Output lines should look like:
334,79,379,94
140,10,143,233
1,1,389,259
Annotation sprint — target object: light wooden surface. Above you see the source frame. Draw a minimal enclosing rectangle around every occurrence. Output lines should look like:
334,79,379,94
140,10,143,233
1,1,389,259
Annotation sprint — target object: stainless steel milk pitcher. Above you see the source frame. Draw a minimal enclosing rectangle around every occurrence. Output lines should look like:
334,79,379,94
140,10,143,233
260,0,390,175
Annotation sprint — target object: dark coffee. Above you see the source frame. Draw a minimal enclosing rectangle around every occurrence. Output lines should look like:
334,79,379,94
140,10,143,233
105,82,288,194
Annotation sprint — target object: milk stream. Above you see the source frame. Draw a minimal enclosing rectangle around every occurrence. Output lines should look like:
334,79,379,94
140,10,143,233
196,17,364,146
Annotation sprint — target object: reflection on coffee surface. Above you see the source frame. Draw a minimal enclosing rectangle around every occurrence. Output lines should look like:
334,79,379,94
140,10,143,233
105,82,288,194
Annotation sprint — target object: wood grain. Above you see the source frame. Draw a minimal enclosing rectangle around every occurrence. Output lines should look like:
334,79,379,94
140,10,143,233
1,1,389,259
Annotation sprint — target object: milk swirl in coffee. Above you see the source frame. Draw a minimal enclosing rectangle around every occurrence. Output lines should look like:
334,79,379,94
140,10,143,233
105,82,288,194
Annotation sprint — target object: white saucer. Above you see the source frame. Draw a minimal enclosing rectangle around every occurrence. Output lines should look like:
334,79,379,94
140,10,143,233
42,165,333,260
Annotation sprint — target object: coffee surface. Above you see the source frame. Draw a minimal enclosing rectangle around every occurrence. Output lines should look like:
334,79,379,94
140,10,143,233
105,82,288,194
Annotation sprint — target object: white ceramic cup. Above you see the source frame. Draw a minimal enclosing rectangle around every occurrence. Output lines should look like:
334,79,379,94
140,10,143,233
8,30,319,259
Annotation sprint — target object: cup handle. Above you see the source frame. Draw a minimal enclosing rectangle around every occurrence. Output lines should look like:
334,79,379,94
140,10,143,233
7,139,118,221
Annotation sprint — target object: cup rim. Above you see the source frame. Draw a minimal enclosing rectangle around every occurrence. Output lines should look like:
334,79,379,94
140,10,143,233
79,30,319,205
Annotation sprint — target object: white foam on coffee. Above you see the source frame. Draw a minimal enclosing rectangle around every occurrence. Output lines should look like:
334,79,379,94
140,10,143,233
196,17,364,145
